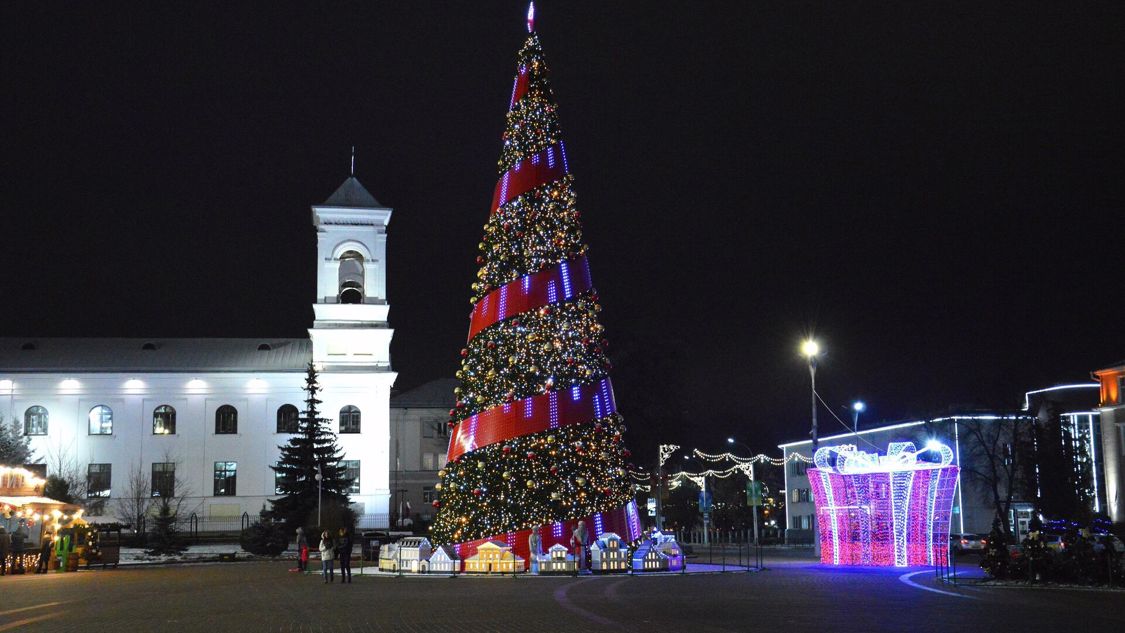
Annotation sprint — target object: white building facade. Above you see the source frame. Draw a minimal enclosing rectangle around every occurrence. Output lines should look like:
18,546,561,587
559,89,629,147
0,176,396,528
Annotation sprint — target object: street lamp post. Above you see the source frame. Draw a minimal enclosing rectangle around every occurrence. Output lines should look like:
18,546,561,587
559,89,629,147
684,454,709,545
315,464,323,528
727,438,759,545
801,339,820,557
656,444,680,531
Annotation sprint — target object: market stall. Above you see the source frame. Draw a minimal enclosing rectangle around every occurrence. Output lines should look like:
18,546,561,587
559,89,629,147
1,466,88,573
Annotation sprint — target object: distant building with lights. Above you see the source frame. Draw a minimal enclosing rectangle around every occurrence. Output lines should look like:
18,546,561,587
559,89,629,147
0,176,397,528
1094,361,1125,523
388,378,457,527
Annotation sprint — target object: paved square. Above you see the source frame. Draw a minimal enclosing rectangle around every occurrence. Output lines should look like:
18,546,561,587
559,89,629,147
0,557,1121,632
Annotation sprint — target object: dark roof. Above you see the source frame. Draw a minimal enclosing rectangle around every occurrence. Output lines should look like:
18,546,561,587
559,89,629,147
0,338,311,373
322,177,382,208
390,378,458,408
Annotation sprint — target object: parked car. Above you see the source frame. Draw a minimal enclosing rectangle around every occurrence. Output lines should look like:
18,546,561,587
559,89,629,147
950,533,987,554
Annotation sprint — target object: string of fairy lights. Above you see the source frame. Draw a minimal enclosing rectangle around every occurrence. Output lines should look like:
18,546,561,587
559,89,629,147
628,447,812,492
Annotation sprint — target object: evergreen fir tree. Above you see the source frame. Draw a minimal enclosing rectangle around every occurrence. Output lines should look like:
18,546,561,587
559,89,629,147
241,508,289,557
269,363,353,532
146,497,187,555
430,7,638,556
0,416,34,466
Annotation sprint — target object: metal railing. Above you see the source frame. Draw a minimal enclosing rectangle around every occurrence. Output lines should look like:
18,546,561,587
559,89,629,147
675,528,764,571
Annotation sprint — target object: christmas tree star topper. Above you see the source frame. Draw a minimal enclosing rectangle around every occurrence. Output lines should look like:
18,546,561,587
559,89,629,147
527,2,535,33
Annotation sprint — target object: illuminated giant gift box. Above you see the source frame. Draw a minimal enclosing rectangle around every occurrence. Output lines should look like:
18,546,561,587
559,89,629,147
807,441,958,567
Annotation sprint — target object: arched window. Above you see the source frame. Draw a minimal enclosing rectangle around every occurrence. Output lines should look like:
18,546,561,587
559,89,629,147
153,405,176,435
338,250,365,304
215,405,238,434
277,404,299,433
88,405,113,435
24,406,48,436
339,405,361,434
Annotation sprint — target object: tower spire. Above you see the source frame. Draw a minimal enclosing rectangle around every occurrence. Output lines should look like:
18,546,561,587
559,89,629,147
526,1,535,33
350,146,356,176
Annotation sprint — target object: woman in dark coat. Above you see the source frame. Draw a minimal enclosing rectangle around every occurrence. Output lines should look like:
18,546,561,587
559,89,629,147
336,527,353,584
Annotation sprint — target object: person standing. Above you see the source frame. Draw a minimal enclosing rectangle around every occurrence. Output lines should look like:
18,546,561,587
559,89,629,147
11,520,28,574
0,526,10,576
318,530,335,583
295,527,309,573
35,531,53,574
336,527,353,584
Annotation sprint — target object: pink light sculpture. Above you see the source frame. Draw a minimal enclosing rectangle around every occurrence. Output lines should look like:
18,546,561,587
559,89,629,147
807,441,958,567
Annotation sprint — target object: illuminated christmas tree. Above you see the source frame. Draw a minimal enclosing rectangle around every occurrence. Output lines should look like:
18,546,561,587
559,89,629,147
430,5,642,559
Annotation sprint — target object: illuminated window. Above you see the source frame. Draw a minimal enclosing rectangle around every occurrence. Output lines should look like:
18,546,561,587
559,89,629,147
215,405,238,434
423,452,440,471
87,463,111,498
342,459,360,493
152,462,175,497
339,405,361,434
88,405,113,435
153,405,176,435
24,406,48,436
276,404,299,433
338,250,365,304
213,462,237,496
422,486,434,503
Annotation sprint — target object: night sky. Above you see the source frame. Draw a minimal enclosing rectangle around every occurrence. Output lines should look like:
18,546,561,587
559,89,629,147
3,2,1123,461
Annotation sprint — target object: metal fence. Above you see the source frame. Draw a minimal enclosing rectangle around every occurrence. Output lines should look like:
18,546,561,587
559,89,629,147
122,512,392,545
674,528,764,571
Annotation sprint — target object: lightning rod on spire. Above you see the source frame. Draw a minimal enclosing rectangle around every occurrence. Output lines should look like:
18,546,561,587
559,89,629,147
527,2,535,33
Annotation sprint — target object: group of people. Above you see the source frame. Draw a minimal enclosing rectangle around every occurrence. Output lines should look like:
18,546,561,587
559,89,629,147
294,526,354,584
0,519,55,576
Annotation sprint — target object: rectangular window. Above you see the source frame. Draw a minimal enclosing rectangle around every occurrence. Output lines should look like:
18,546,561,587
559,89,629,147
87,463,112,498
422,486,434,503
436,421,448,438
423,420,434,438
342,460,360,494
1118,424,1125,456
151,462,175,498
213,461,237,496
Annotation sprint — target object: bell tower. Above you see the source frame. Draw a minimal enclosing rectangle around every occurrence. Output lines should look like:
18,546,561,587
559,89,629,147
308,175,393,369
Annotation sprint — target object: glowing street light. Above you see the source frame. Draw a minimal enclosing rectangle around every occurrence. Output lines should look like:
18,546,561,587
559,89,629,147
801,339,820,358
852,400,866,433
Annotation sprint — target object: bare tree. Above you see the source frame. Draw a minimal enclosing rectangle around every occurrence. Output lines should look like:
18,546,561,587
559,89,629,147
959,417,1033,536
43,442,87,504
115,462,154,533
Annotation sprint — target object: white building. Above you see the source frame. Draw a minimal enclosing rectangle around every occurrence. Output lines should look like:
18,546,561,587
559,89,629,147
0,176,397,528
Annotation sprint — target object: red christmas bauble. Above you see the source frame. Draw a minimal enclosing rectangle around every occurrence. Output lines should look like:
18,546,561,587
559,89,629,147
432,500,441,508
502,445,512,454
460,348,469,357
473,488,483,496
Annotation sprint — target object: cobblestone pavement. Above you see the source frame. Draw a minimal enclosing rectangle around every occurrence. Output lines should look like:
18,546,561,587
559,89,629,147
0,558,1122,632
